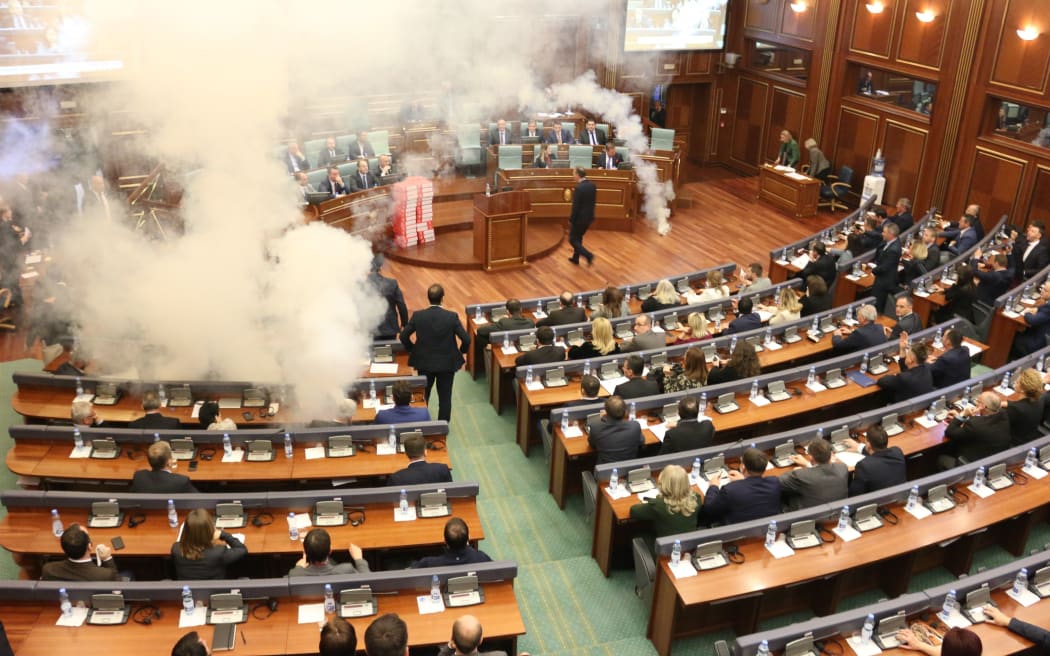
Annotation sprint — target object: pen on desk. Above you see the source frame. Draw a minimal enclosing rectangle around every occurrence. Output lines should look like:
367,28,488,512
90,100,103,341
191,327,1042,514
240,630,247,646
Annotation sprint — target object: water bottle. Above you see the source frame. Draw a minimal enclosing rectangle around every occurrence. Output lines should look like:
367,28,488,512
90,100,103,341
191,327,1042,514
167,499,178,528
577,295,583,309
1026,447,1040,470
388,425,397,450
845,307,854,323
158,385,167,407
485,183,491,196
765,521,777,548
974,466,986,489
399,489,408,513
810,316,819,334
692,457,701,482
73,428,83,449
838,505,850,531
609,468,619,491
699,393,707,415
324,584,336,614
926,401,937,422
287,512,299,541
939,589,957,621
780,248,788,262
474,305,482,322
369,380,376,401
583,360,591,377
1014,568,1029,595
934,328,943,349
807,367,816,386
536,301,543,315
906,485,920,511
816,427,824,441
59,587,72,617
422,574,439,605
757,640,770,656
628,402,636,421
730,336,737,353
860,353,869,374
181,585,194,615
153,432,160,443
502,333,510,349
671,540,682,565
284,433,293,459
51,509,63,537
561,413,569,432
861,613,875,643
1002,372,1012,390
222,434,232,457
749,380,758,401
764,328,773,345
526,366,534,385
75,377,84,396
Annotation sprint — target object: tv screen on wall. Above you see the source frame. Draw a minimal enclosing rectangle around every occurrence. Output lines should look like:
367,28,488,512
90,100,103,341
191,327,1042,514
623,0,730,53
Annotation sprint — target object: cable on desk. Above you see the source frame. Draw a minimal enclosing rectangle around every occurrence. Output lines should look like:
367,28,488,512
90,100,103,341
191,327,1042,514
949,487,969,504
877,506,899,525
198,447,217,461
725,543,745,564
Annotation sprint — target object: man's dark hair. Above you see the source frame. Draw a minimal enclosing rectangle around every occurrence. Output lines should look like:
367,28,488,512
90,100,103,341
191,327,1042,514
142,390,160,411
443,517,470,550
807,438,831,464
147,440,173,471
1031,222,1046,236
738,297,753,315
749,262,763,277
604,395,626,420
172,631,208,656
320,616,358,656
806,275,827,296
198,401,219,428
944,329,963,349
403,433,426,459
866,424,889,451
575,166,587,179
427,284,444,305
625,354,644,376
506,298,521,315
678,397,699,420
810,241,826,256
327,166,339,174
536,326,555,345
60,523,90,559
580,374,600,398
364,613,408,656
392,380,412,407
741,448,768,474
911,342,928,364
303,528,332,565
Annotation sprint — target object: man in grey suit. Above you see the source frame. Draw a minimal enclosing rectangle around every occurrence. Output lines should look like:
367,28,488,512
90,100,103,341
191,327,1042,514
779,438,848,510
400,284,470,422
587,396,644,465
621,314,666,352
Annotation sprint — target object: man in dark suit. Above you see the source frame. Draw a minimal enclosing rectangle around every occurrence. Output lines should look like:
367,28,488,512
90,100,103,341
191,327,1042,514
410,518,491,568
536,292,586,327
543,123,576,145
974,253,1012,304
726,296,762,335
489,119,516,146
315,137,344,168
795,241,837,290
41,524,121,581
587,396,644,465
130,440,198,493
844,425,906,495
931,329,971,388
368,255,409,340
831,304,887,354
374,381,430,425
1013,221,1049,281
581,119,606,146
888,197,914,232
887,295,922,340
400,283,470,422
941,391,1011,468
283,143,310,173
877,339,933,403
128,391,181,429
871,221,902,314
613,354,660,399
318,167,346,198
348,159,378,193
388,433,452,486
779,438,849,510
477,298,535,343
939,204,983,244
921,226,942,270
515,326,566,366
568,167,596,266
702,448,782,525
348,131,375,160
659,397,715,455
596,143,622,170
947,213,979,256
1015,281,1050,357
522,119,542,141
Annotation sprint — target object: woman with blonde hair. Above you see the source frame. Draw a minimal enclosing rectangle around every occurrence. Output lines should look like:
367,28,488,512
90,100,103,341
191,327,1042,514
171,508,247,580
629,465,700,539
675,312,710,344
642,279,682,312
659,346,708,393
763,286,802,326
696,270,730,302
568,316,620,360
1004,368,1045,445
901,240,930,286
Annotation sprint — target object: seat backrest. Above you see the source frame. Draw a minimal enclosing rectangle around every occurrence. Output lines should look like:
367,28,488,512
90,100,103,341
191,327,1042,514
498,145,523,170
650,127,675,151
457,124,481,149
561,122,576,139
616,146,630,162
303,138,326,159
337,162,356,179
368,130,390,156
568,144,593,169
837,165,854,184
335,134,354,153
596,123,611,142
307,169,328,189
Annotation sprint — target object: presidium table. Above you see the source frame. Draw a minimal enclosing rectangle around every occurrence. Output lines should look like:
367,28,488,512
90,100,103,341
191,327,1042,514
758,163,820,218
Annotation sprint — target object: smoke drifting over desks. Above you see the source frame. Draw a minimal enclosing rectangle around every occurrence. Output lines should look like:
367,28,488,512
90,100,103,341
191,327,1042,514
47,0,669,418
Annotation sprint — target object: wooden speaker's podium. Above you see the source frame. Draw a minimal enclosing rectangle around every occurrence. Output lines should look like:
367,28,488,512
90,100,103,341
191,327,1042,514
473,190,531,271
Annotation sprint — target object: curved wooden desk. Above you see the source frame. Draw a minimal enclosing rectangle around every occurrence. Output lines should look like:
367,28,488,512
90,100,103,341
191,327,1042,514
497,168,638,232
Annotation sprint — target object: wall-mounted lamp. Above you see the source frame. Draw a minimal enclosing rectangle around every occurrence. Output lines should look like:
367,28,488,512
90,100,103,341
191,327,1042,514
915,10,936,23
789,1,807,13
1017,26,1040,41
865,1,886,14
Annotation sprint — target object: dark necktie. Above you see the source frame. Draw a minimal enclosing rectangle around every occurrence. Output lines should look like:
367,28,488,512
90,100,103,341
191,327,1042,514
590,131,596,144
361,174,367,189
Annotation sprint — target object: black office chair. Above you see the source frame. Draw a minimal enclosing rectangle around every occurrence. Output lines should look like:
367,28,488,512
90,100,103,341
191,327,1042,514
818,165,853,212
581,471,597,525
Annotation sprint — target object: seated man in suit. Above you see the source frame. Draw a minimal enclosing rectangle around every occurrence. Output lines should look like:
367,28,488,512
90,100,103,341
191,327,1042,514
544,122,575,145
387,433,452,486
315,137,344,168
842,424,907,495
283,142,309,173
1014,281,1050,357
877,337,933,403
596,142,622,170
318,167,346,198
522,119,542,141
477,298,535,343
544,375,601,438
738,262,772,294
779,438,848,510
620,314,666,353
71,399,100,427
795,241,838,290
41,524,121,581
931,329,971,388
581,119,606,146
946,213,980,256
613,354,659,399
374,380,431,425
702,448,782,525
888,197,914,232
377,154,400,181
410,517,492,568
886,295,922,340
726,296,762,335
940,391,1011,468
129,390,181,429
1014,221,1049,281
294,171,316,203
659,397,715,455
130,440,198,493
348,131,375,160
515,325,566,366
831,304,886,354
437,615,506,656
536,292,586,327
348,158,378,193
920,226,942,270
490,118,515,146
587,396,644,465
973,252,1012,304
288,528,369,576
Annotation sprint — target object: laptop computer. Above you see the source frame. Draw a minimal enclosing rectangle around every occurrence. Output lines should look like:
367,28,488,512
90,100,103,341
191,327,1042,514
783,326,801,343
627,466,655,493
650,352,668,368
701,344,718,363
615,323,634,340
924,484,956,513
691,540,729,570
585,412,600,434
544,367,567,388
746,335,764,353
87,593,129,625
824,368,846,388
566,329,584,347
874,612,908,649
168,385,193,407
444,573,484,607
1040,444,1050,470
714,392,739,414
339,587,377,618
882,412,904,436
245,440,274,462
767,380,791,402
962,584,996,623
589,294,602,311
830,426,851,452
819,316,836,334
218,397,241,409
417,491,451,518
852,503,883,532
314,500,347,526
1030,566,1050,598
637,284,652,300
771,441,796,468
676,278,691,293
784,634,819,656
242,388,267,408
661,401,679,425
326,435,356,458
491,306,508,321
546,300,560,314
785,519,821,549
88,501,124,529
214,502,246,529
662,313,678,331
206,593,247,625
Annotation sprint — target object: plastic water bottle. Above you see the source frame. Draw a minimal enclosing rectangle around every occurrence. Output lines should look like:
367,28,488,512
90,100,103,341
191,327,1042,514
153,432,160,443
838,506,850,531
1026,447,1040,470
974,466,986,489
926,401,937,422
609,468,619,491
810,316,819,334
287,512,299,541
699,393,707,415
430,575,441,601
730,336,737,353
583,360,591,377
72,428,83,449
284,433,293,459
399,489,408,513
749,380,758,401
816,427,824,441
1014,568,1029,595
764,328,773,345
182,585,194,615
388,425,397,450
167,499,178,528
861,613,875,643
860,353,869,374
780,249,788,262
757,640,770,656
324,584,336,614
502,333,510,349
75,377,84,396
934,328,943,349
629,402,637,421
51,509,63,537
1002,372,1012,390
940,589,957,621
807,367,816,386
765,521,777,548
845,307,854,323
526,366,534,385
906,485,920,511
485,183,491,197
369,380,376,401
222,434,232,457
474,305,482,322
561,413,569,432
59,587,72,617
577,295,583,309
671,540,682,565
158,385,167,407
692,457,701,482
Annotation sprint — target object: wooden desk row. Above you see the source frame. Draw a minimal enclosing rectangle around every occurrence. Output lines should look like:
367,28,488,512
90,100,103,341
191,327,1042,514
982,260,1050,368
766,199,877,283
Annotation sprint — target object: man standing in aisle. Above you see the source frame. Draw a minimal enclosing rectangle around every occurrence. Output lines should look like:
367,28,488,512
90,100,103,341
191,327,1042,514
568,167,596,266
400,284,470,422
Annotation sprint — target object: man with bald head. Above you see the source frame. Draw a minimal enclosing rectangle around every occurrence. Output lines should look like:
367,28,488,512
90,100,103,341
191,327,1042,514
621,314,667,352
437,615,508,656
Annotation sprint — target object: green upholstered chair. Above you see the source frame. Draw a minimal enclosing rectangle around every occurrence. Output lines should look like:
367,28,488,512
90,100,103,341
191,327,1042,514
650,127,675,151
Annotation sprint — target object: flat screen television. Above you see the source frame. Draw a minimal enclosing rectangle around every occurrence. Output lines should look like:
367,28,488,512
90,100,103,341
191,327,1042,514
624,0,731,53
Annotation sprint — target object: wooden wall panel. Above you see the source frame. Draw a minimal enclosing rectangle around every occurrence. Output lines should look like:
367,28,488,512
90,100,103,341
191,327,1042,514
779,0,817,42
897,0,950,70
967,148,1026,225
767,87,807,161
833,107,879,193
745,0,780,33
849,0,895,59
881,120,928,204
684,52,714,76
730,78,770,167
1029,166,1050,224
990,0,1050,92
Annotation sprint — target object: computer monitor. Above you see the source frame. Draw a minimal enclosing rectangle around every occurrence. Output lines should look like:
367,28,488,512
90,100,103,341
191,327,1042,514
305,191,331,205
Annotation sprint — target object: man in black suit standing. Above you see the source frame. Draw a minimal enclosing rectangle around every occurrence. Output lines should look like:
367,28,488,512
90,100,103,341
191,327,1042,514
1013,221,1049,281
130,441,198,493
613,354,660,399
587,396,644,465
843,424,906,495
536,292,586,327
348,159,378,193
401,283,470,422
128,391,181,429
515,326,565,366
886,295,922,340
871,221,902,314
387,433,452,486
368,255,408,340
659,397,715,455
582,119,606,146
568,167,596,266
318,167,346,198
596,143,622,170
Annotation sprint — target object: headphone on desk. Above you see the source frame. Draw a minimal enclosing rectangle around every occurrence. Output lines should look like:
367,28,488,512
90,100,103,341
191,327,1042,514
251,512,274,528
251,599,278,620
128,513,147,528
348,507,366,527
132,604,162,625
